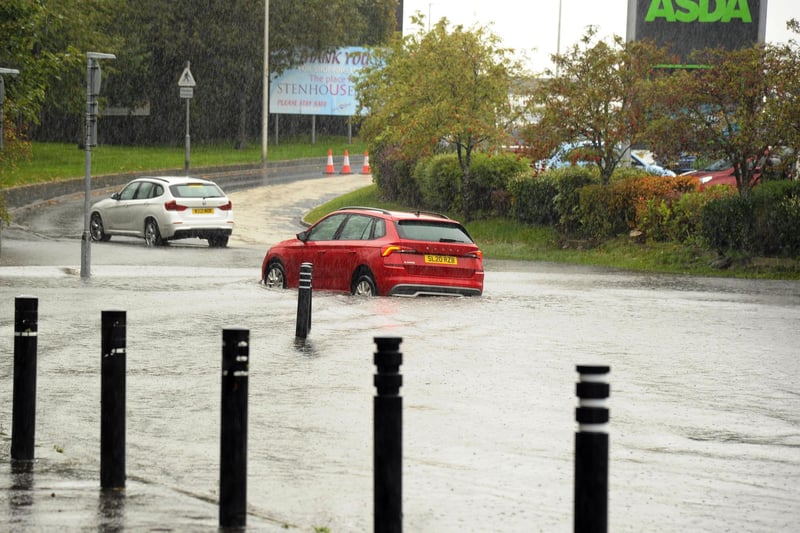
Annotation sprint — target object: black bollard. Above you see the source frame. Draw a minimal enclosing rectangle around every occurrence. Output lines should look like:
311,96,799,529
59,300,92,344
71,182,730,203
219,327,249,529
374,337,403,533
11,296,38,461
101,310,126,489
574,365,610,533
295,262,312,339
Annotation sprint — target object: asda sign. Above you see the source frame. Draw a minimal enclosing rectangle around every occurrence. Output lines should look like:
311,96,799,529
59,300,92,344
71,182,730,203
629,0,766,64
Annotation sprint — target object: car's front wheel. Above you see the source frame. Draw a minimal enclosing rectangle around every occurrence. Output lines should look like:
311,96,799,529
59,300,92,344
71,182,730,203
144,219,164,247
89,212,111,242
352,270,377,296
264,260,286,288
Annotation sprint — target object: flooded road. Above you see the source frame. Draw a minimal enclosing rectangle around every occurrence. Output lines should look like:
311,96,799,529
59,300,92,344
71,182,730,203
0,175,798,531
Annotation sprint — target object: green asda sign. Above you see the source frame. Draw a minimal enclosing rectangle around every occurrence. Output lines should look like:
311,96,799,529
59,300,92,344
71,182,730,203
630,0,766,63
645,0,752,23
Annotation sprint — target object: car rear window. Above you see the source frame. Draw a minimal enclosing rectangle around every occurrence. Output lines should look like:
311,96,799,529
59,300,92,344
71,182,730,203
170,183,225,198
396,220,473,243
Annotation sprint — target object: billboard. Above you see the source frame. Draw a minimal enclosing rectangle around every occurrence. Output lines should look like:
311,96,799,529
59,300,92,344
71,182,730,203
269,46,373,116
627,0,767,64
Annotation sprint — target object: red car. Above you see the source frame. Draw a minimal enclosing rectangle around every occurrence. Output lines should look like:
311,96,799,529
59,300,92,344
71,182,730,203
261,207,484,296
683,158,763,190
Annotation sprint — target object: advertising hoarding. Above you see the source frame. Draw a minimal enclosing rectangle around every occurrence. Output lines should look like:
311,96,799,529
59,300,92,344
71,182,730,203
269,46,373,116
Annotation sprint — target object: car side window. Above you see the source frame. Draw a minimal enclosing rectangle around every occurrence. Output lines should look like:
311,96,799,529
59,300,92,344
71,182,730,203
338,214,375,240
135,181,154,199
119,183,139,200
307,213,347,242
152,184,164,198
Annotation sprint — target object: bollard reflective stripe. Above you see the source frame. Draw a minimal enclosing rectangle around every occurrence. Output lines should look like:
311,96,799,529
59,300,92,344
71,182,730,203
576,366,610,433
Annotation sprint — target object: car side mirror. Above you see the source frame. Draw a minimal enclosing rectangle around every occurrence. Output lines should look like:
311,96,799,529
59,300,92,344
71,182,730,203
297,230,309,243
111,192,121,200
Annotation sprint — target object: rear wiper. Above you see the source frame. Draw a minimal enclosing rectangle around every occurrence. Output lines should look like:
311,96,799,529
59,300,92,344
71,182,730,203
439,238,461,243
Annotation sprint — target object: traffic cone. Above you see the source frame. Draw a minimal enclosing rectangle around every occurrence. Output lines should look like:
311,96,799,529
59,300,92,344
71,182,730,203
325,149,335,175
340,149,353,175
361,151,371,174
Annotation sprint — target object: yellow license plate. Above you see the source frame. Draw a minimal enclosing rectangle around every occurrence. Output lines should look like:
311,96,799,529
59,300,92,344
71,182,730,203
192,208,214,214
424,254,457,265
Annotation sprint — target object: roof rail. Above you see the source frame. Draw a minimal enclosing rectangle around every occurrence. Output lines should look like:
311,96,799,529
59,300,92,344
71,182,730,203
414,210,450,219
338,206,392,215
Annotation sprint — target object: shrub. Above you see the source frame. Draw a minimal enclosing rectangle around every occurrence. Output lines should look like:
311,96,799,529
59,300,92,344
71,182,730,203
414,152,530,216
508,173,559,225
700,194,755,253
700,181,800,257
371,142,421,206
414,154,461,212
550,166,600,234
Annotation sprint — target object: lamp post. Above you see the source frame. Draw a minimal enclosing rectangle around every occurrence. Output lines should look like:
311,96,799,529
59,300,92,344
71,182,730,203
0,67,20,150
262,0,269,168
81,52,116,280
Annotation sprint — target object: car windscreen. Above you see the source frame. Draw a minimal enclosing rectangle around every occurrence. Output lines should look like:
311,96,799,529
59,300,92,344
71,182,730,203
396,220,473,243
170,183,225,198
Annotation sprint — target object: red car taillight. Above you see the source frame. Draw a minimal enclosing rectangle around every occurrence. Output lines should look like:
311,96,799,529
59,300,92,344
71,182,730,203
164,200,187,211
381,245,415,257
218,201,232,211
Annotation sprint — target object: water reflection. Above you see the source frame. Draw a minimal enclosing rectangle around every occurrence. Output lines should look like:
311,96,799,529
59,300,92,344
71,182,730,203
9,460,34,522
98,488,125,531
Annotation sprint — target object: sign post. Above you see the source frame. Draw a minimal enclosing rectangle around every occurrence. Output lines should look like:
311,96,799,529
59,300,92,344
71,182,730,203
178,62,196,173
81,52,115,280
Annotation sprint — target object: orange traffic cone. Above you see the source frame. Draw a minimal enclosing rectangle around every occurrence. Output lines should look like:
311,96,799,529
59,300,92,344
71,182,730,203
325,149,335,174
340,149,353,175
361,151,371,174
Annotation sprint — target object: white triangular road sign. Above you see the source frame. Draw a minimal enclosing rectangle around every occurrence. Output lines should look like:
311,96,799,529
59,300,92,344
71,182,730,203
178,66,196,87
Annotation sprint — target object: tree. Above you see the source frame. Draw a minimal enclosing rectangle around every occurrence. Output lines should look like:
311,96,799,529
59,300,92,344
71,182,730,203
523,28,674,185
0,0,121,146
763,19,800,179
355,13,524,220
648,42,796,196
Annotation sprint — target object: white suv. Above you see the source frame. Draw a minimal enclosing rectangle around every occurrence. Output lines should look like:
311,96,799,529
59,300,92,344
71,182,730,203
90,176,234,247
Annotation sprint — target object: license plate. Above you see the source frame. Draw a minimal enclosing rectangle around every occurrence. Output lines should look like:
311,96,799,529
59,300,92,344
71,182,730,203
424,254,457,265
192,208,214,214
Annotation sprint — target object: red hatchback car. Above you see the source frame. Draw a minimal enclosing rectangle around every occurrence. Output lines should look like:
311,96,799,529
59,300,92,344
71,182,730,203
261,207,484,296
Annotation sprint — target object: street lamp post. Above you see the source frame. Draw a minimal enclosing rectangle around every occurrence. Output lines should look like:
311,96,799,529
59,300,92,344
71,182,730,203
262,0,269,168
81,52,116,280
0,67,20,151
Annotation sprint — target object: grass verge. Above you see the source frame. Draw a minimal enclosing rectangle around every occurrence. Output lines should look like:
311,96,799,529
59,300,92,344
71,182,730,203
0,137,367,187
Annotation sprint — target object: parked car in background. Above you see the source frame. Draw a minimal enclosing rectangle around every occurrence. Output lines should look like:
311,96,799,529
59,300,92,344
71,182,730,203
535,142,675,176
90,176,234,247
261,207,484,297
630,149,677,177
682,158,762,190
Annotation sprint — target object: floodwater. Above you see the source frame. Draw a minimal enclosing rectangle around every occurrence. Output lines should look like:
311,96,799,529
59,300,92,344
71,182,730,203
0,176,798,531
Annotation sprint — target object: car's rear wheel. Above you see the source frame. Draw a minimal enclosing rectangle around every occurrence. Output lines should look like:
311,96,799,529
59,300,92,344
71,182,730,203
208,235,229,248
144,219,164,247
89,212,110,242
264,260,286,288
352,270,377,296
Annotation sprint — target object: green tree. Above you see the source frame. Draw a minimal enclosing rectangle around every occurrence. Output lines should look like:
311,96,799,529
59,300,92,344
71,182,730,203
0,0,121,145
762,19,800,179
523,27,673,185
355,13,524,220
648,43,796,196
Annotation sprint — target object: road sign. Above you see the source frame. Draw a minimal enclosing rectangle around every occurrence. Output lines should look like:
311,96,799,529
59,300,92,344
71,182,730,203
178,65,196,87
180,87,194,99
